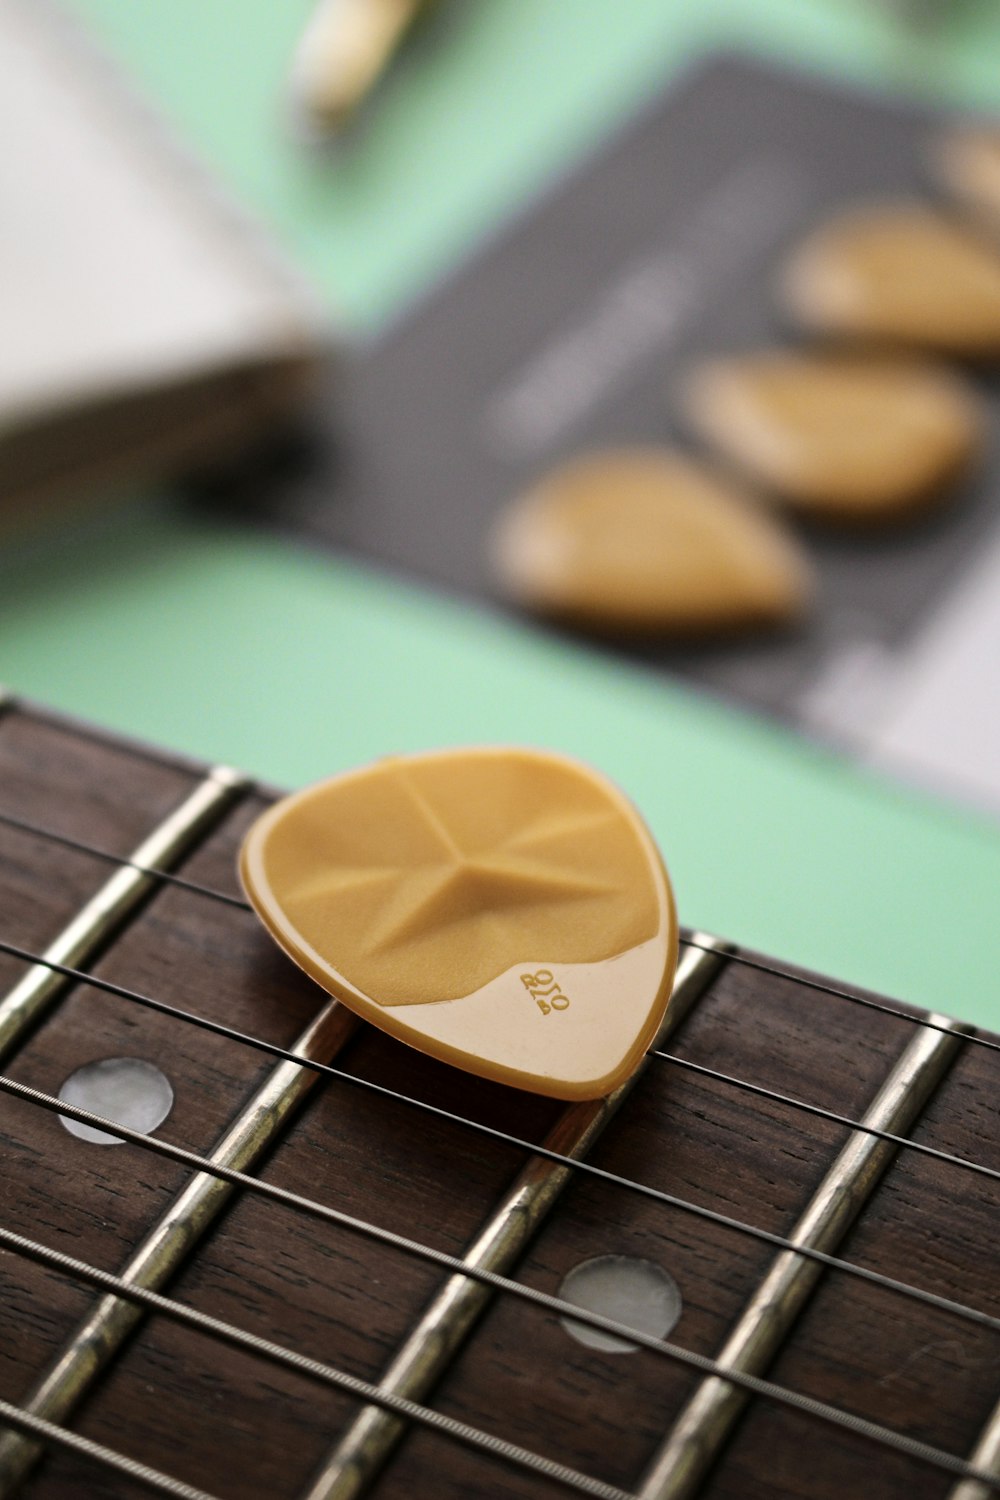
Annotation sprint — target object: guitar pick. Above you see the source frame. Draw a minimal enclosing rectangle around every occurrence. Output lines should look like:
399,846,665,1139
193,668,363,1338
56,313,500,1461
489,448,813,634
780,203,1000,356
240,748,678,1100
683,353,983,521
933,128,1000,238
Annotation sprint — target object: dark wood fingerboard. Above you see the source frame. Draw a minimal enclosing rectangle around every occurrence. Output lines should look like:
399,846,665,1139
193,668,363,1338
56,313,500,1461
0,699,997,1500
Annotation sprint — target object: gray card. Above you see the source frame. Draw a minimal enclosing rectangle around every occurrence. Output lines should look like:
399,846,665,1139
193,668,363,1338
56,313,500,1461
205,57,1000,810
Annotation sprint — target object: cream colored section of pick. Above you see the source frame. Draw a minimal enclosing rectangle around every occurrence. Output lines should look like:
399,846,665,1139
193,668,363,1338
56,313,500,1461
781,202,1000,356
490,447,813,634
397,937,667,1096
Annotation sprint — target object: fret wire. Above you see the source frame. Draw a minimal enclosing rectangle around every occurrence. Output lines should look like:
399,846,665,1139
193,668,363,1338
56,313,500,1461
680,935,1000,1057
0,934,321,1059
1,930,997,1211
300,940,726,1497
5,799,1000,1062
653,1049,1000,1183
0,1395,220,1500
949,1395,1000,1500
638,1007,970,1500
3,1065,999,1365
0,997,363,1498
0,807,249,909
3,1194,1000,1494
0,772,247,1071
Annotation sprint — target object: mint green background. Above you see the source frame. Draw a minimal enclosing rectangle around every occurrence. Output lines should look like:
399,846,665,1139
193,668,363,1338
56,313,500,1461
4,0,1000,1022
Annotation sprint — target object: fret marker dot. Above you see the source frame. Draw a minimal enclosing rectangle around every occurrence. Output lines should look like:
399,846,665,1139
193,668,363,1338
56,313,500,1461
558,1255,681,1354
58,1058,174,1146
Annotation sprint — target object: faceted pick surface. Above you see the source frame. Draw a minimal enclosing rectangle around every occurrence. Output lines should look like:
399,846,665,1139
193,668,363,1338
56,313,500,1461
490,448,812,635
240,748,678,1100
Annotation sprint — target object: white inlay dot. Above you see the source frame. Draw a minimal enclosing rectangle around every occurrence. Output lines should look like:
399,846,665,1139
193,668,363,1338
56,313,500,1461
58,1057,174,1146
558,1255,682,1354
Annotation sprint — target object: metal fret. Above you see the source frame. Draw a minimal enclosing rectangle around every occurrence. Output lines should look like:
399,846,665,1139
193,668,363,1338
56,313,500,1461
301,935,730,1500
4,1221,1000,1500
636,1009,971,1500
0,764,246,1064
0,997,361,1495
949,1403,1000,1500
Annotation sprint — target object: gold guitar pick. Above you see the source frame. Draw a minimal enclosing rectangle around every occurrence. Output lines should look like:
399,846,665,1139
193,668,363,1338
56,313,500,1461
489,448,813,634
683,353,983,521
240,748,678,1100
781,203,1000,356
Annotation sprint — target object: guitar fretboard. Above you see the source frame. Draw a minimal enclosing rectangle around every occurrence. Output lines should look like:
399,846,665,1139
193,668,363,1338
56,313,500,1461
0,694,997,1500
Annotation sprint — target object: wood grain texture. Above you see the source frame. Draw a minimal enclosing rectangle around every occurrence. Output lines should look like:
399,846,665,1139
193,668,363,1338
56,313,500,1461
0,704,996,1500
0,708,202,998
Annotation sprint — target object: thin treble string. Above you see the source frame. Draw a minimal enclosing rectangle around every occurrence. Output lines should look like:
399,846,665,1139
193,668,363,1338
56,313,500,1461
0,808,248,910
2,933,997,1197
0,1056,997,1344
652,1048,1000,1183
5,803,1000,1061
680,934,1000,1057
0,1395,218,1500
2,1091,1000,1496
0,937,997,1330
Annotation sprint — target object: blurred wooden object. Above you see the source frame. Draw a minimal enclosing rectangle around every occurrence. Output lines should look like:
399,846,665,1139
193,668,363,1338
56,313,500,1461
290,0,435,133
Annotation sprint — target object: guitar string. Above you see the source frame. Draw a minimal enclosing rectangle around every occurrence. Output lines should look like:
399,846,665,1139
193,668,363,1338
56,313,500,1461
2,828,999,1488
2,1082,999,1498
0,1233,629,1500
0,1394,218,1500
3,799,1000,1157
3,1057,999,1381
5,731,997,1490
0,808,250,910
1,934,998,1340
2,930,996,1192
5,803,1000,1064
678,934,1000,1056
2,931,998,1195
649,1046,998,1174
